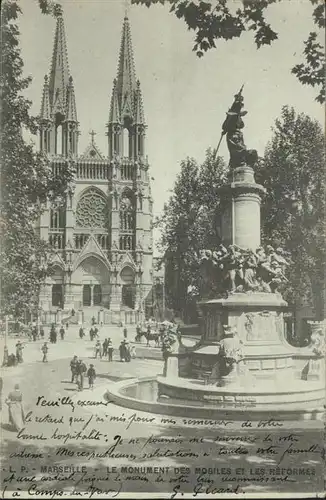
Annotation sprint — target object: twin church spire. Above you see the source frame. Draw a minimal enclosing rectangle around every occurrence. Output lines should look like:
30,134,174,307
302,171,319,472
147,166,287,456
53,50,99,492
109,15,145,125
39,9,78,155
40,9,146,158
108,15,146,158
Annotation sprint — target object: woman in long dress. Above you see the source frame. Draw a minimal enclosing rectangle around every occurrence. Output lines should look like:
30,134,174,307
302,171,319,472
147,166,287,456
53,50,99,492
6,384,25,431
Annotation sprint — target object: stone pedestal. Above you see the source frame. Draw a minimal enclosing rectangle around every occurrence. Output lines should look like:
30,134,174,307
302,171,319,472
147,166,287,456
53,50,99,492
220,166,266,250
162,337,192,378
163,355,179,378
192,293,292,383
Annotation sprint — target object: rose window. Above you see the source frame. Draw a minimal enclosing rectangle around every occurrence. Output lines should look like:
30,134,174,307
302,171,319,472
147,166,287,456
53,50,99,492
76,188,107,228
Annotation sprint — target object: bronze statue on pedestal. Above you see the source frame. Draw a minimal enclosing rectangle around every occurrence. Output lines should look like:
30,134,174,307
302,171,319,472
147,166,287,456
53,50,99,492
217,86,258,169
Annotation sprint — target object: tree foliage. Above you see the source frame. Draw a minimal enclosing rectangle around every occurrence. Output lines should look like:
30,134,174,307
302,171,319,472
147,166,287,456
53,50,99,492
156,150,227,321
132,0,325,103
256,106,325,314
0,0,74,318
37,0,62,16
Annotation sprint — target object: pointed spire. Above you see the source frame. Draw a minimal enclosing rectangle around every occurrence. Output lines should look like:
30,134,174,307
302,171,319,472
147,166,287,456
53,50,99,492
116,14,136,116
49,10,70,114
66,76,77,121
109,79,121,123
135,79,145,125
40,75,51,121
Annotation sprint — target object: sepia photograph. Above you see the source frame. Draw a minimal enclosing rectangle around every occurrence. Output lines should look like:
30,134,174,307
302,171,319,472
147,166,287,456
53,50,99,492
0,0,325,497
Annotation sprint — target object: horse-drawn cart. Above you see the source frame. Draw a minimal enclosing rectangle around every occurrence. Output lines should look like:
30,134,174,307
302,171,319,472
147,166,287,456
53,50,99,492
135,320,177,347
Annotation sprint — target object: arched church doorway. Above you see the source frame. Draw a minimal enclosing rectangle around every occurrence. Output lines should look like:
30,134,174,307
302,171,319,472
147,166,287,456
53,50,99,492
82,285,91,306
93,285,102,306
120,267,135,309
122,286,134,309
82,284,102,306
75,256,110,309
52,284,63,308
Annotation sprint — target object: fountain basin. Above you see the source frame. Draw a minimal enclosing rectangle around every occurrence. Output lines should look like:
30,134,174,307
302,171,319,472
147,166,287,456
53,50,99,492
105,376,325,421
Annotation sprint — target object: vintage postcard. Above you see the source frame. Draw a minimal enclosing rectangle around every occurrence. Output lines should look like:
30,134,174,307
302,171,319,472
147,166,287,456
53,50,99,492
0,0,325,498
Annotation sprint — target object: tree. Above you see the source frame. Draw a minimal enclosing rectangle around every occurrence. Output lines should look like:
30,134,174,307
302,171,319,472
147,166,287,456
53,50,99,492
157,150,227,321
255,106,325,316
132,0,325,103
156,158,200,320
0,0,74,318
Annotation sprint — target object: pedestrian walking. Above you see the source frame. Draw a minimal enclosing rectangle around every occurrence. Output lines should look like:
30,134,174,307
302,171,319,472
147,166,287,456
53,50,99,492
94,340,102,359
124,340,131,362
50,324,57,344
102,338,108,357
91,316,96,326
123,326,128,339
32,327,37,342
76,360,87,391
94,326,99,338
41,342,48,363
135,324,141,342
59,326,65,340
119,341,125,362
79,326,84,339
5,384,25,432
87,364,96,389
70,355,78,383
15,341,24,363
89,327,94,341
108,338,113,361
40,326,45,339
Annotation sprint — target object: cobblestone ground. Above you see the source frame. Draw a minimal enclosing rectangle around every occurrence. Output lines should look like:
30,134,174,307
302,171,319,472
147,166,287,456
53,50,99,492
0,330,324,498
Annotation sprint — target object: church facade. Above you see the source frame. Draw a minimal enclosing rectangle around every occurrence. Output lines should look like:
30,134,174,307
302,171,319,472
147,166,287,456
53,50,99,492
37,12,154,324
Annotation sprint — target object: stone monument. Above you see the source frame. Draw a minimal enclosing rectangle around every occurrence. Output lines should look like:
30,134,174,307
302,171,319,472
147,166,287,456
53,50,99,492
156,89,325,416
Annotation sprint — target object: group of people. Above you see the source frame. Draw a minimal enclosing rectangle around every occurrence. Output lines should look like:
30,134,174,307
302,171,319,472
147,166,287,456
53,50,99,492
70,356,96,390
4,341,24,367
94,338,114,360
119,339,136,362
29,324,45,341
49,323,66,343
78,325,100,341
27,322,69,342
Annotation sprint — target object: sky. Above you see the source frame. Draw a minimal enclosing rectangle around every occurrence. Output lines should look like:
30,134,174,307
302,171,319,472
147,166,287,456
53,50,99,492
19,0,324,251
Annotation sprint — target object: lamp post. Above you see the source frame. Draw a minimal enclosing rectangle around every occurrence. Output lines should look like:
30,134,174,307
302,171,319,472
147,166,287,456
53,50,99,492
162,272,166,321
2,316,9,367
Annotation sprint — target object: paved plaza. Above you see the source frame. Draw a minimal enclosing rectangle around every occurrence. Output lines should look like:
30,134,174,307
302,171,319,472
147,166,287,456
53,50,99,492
1,325,324,497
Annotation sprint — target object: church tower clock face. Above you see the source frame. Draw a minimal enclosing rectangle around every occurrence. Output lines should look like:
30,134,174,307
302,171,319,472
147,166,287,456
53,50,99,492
38,11,154,320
